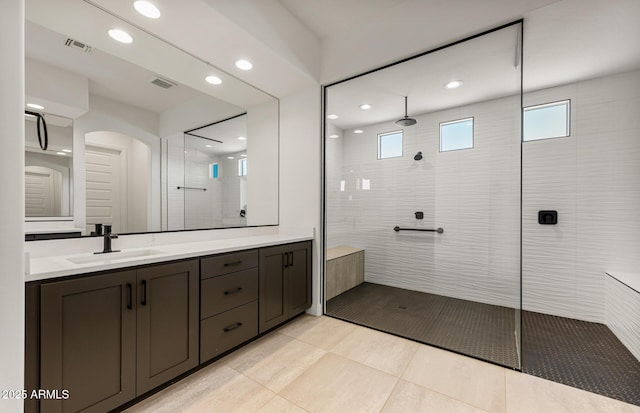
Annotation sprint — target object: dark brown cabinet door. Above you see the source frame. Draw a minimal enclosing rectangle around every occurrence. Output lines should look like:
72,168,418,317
40,270,137,413
259,241,312,333
136,260,199,395
288,243,312,316
259,244,289,333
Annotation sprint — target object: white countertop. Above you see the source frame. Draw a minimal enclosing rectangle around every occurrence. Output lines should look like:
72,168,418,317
27,231,313,282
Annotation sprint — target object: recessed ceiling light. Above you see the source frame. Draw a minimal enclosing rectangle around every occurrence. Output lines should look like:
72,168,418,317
205,75,222,85
329,134,339,139
237,136,246,140
62,149,72,153
108,29,133,44
134,1,161,18
56,152,66,156
205,144,212,148
227,156,235,160
327,114,339,120
445,80,463,89
26,103,44,110
235,59,253,70
354,129,363,134
240,154,247,157
359,104,372,110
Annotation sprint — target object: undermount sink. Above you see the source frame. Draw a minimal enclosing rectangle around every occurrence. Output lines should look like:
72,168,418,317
67,249,164,265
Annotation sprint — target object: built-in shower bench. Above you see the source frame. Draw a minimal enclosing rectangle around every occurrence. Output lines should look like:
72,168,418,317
605,272,640,362
326,246,364,300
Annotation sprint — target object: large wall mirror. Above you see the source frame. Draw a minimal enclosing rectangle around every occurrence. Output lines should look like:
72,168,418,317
25,0,279,237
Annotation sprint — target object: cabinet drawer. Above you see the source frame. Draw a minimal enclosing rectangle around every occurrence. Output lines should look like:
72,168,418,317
201,268,258,318
201,250,258,279
200,301,258,363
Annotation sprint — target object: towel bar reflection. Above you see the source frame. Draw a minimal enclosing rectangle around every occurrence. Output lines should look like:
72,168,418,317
394,226,444,233
177,186,207,191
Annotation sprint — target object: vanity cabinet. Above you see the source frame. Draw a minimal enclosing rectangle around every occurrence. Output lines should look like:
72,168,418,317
259,241,312,333
26,240,312,413
200,250,259,363
40,270,136,413
38,259,199,413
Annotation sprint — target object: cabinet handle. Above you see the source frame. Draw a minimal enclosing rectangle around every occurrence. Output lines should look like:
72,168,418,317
223,260,243,267
288,252,293,267
223,322,243,332
283,252,288,268
141,280,147,306
126,283,132,310
223,287,243,295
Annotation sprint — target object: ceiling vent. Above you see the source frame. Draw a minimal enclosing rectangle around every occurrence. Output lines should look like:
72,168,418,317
64,38,93,54
150,77,177,89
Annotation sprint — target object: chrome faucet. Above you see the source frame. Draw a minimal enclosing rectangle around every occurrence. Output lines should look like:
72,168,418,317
95,224,120,254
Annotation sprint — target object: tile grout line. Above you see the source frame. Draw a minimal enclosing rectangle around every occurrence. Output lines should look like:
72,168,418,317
378,376,402,412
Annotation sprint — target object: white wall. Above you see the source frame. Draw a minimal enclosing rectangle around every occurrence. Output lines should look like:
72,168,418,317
326,95,521,308
25,57,88,119
0,0,25,410
246,100,279,226
279,85,322,315
522,69,640,323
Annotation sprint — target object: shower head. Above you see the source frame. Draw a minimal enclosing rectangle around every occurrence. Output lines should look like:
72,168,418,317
395,96,417,126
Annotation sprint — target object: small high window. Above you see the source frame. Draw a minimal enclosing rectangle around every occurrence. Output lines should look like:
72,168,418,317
523,100,570,141
440,117,474,152
238,158,247,176
378,130,403,159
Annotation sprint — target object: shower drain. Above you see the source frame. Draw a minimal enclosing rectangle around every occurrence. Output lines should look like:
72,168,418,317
398,305,407,310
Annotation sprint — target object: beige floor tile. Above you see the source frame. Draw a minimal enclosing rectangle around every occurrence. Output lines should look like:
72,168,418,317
382,380,489,413
506,370,638,413
278,315,357,350
125,364,274,413
402,345,506,413
257,396,309,413
280,352,398,413
224,331,326,392
331,326,419,376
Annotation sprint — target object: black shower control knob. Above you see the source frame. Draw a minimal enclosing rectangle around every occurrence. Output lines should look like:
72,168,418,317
538,210,558,225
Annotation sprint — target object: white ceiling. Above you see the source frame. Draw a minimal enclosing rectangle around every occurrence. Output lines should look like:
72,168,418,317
25,21,216,115
326,25,522,130
295,0,640,130
24,0,640,130
277,0,408,39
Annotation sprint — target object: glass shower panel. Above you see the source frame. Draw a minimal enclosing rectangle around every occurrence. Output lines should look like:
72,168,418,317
324,23,522,369
183,133,220,230
182,115,248,230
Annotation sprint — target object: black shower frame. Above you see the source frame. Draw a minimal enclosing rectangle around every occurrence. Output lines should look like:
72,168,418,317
320,19,524,372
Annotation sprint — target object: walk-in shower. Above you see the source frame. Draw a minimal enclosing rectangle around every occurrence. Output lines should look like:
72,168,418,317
323,18,640,406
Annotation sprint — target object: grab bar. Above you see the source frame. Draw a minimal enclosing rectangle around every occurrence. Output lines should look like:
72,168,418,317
394,226,444,234
177,186,207,191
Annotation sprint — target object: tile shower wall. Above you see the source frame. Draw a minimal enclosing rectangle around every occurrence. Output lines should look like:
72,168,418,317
606,275,640,361
328,70,640,328
522,69,640,323
327,95,521,308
